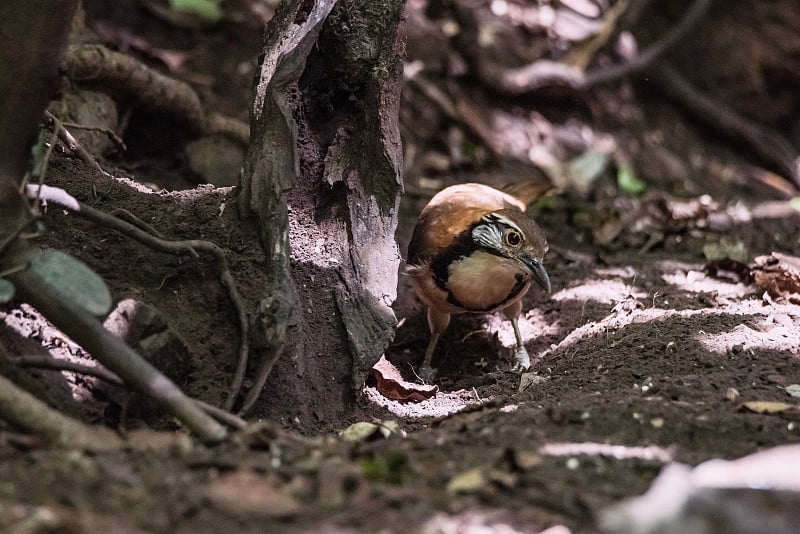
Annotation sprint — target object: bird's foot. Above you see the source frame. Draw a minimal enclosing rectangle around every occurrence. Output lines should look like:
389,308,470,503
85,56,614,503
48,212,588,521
417,363,437,384
511,346,531,372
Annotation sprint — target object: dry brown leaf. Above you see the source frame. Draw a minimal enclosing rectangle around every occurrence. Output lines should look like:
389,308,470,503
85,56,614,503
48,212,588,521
753,252,800,304
704,258,754,284
593,213,623,245
369,356,438,402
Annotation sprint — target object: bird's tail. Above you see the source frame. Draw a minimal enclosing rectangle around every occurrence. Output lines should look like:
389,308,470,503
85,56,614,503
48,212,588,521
497,180,558,209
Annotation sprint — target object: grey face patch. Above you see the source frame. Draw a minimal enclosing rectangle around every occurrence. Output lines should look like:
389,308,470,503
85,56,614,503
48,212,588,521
471,221,504,250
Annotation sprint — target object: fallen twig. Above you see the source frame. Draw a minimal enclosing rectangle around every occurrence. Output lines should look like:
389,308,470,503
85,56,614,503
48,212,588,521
196,400,247,430
11,354,123,385
11,354,248,430
61,120,127,152
45,111,108,176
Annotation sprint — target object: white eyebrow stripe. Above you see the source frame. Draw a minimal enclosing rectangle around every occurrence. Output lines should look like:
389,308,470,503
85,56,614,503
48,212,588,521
481,213,521,232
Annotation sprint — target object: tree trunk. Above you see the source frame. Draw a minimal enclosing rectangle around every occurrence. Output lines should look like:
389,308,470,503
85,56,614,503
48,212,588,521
238,0,405,423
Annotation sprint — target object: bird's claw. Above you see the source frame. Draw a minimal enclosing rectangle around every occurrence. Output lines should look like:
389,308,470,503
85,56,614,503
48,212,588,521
511,346,531,372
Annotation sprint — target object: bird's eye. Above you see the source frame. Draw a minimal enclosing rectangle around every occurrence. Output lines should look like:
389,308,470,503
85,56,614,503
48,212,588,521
503,229,522,247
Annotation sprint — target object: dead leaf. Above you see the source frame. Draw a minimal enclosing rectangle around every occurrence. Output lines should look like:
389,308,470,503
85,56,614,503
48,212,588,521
446,468,486,494
704,258,754,284
593,213,623,245
739,401,797,414
753,252,800,304
205,470,302,518
509,449,543,470
339,420,403,442
519,372,549,392
702,238,748,262
369,355,438,402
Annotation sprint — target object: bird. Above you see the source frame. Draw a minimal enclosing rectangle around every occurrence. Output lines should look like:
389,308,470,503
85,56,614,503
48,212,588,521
405,182,551,381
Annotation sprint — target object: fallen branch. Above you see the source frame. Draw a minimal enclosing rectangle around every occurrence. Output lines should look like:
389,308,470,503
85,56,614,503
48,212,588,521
485,0,713,93
0,373,122,449
648,64,800,188
11,353,122,384
8,354,247,430
9,262,228,443
10,354,248,430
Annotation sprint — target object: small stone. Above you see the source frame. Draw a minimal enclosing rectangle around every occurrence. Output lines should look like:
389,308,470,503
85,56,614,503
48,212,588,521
731,344,744,354
725,387,740,401
566,458,580,470
650,418,664,428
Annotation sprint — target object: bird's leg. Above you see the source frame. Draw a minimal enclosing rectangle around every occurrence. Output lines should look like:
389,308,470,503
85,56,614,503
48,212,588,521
504,300,530,371
419,307,450,382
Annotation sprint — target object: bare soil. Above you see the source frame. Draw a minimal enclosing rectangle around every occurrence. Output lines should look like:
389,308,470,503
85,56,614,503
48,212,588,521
2,2,800,533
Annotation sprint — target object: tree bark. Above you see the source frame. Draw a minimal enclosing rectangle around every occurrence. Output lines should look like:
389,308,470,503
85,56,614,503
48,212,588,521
238,0,405,420
0,0,78,247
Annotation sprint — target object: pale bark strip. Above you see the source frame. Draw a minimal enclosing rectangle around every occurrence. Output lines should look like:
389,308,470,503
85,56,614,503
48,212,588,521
237,0,336,414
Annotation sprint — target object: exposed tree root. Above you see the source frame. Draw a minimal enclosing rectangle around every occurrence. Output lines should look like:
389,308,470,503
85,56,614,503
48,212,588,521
63,43,249,145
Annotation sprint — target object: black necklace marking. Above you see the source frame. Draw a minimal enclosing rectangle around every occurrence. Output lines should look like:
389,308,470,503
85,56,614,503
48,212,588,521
429,217,529,311
445,272,528,312
431,224,504,292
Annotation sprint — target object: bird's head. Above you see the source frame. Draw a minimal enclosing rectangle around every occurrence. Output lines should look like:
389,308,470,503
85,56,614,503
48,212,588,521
470,209,551,293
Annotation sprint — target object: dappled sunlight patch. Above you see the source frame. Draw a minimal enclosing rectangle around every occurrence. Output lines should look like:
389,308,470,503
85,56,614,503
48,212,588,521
363,385,485,419
696,318,800,356
419,510,560,534
544,298,800,359
550,278,646,305
538,442,674,463
484,308,562,349
662,269,753,299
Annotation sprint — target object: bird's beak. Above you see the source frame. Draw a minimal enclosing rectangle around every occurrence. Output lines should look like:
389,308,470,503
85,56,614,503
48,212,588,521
522,257,551,293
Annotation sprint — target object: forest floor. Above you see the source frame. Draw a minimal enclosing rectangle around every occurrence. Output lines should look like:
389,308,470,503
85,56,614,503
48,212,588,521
2,1,800,533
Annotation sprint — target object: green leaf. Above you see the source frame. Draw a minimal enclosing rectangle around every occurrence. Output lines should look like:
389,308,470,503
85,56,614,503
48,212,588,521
564,150,610,194
360,451,407,483
616,154,646,195
169,0,223,22
0,278,15,303
28,250,112,317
